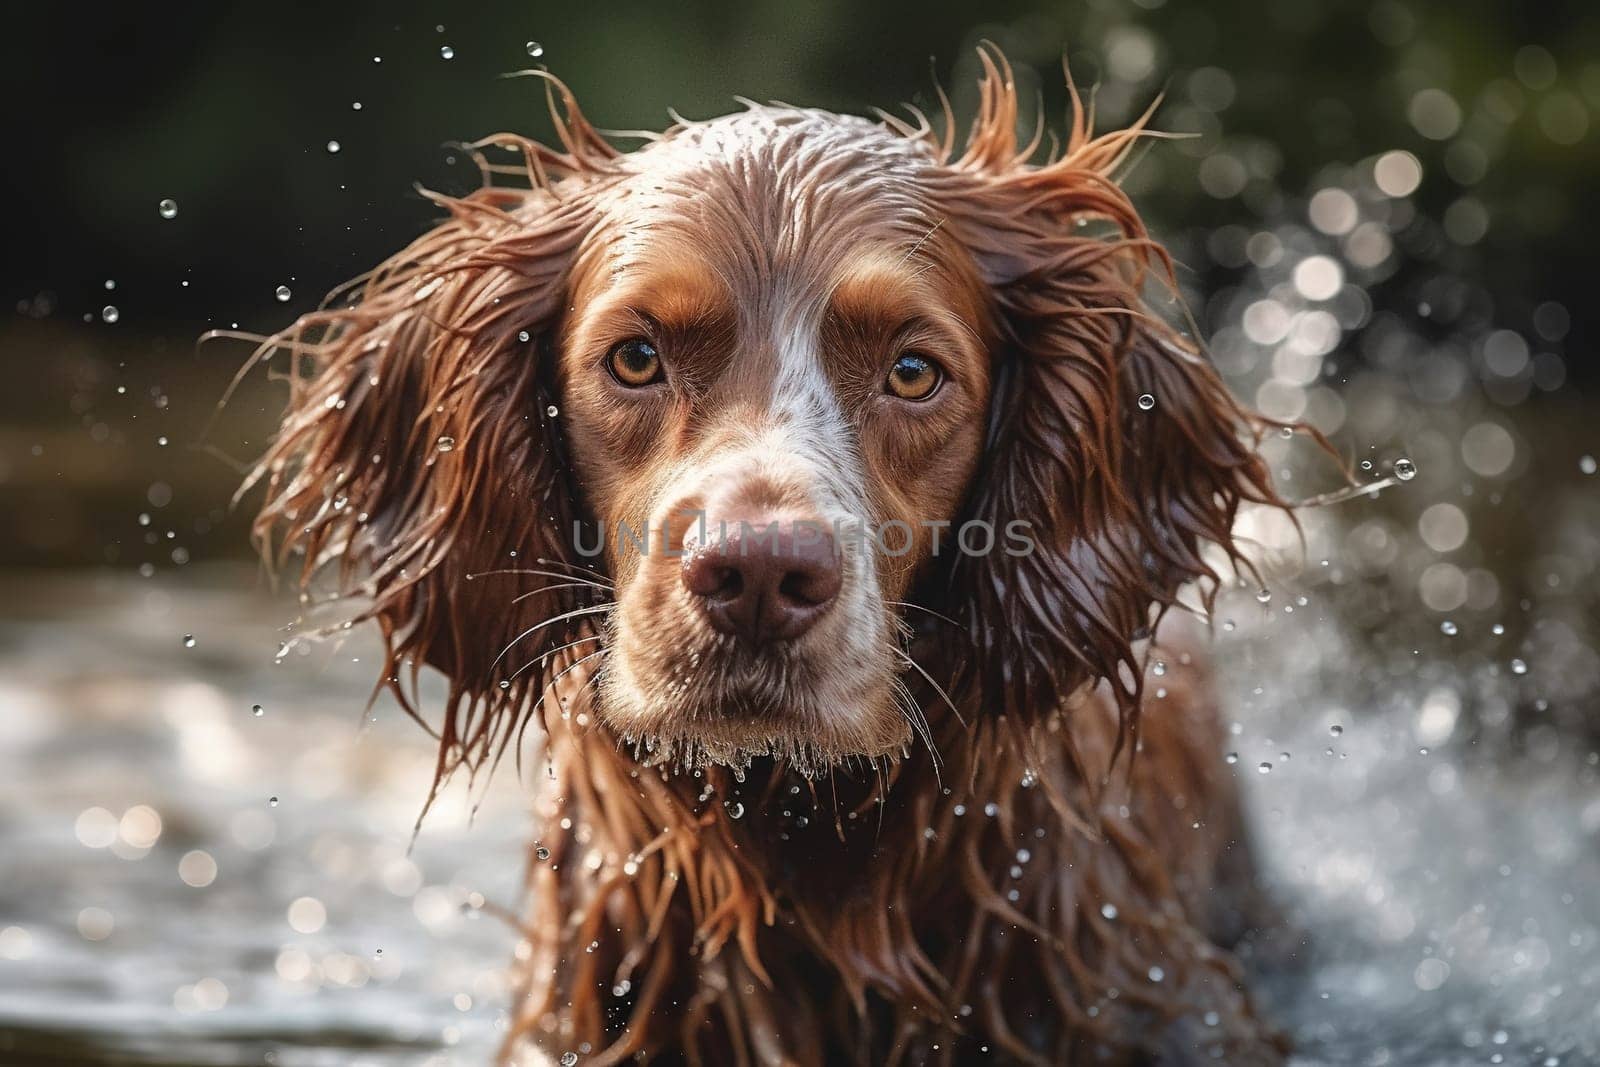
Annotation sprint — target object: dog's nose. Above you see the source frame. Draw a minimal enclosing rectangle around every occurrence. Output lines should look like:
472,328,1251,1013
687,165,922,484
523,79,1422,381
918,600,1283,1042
682,517,842,644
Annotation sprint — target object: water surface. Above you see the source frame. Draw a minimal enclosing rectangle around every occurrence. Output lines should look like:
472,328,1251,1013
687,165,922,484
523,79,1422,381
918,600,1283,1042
1,568,1596,1065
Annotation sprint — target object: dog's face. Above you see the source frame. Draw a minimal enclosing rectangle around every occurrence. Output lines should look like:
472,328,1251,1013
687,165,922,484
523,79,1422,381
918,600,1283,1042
557,113,991,768
252,66,1280,781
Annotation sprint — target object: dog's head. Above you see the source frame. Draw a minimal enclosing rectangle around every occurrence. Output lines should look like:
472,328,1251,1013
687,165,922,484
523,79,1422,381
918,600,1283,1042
252,52,1280,781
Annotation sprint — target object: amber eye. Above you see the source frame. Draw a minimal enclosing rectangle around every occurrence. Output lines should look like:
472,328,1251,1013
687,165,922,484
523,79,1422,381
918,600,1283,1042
607,338,662,387
885,352,942,401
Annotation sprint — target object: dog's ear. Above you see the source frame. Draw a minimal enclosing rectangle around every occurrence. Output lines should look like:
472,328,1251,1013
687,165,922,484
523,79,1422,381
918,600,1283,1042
247,82,617,783
935,53,1284,737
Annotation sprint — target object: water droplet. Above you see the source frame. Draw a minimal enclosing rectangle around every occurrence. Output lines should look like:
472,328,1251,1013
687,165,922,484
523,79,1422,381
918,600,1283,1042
436,435,456,453
101,305,119,324
518,329,531,342
1136,393,1156,411
546,405,559,418
725,801,745,819
157,436,169,447
1100,902,1118,920
374,947,383,957
1329,724,1344,736
158,199,178,219
182,634,196,648
1440,620,1458,636
1510,658,1528,675
351,101,363,110
560,1053,578,1067
1224,752,1239,764
275,285,291,302
1492,623,1505,636
326,140,341,154
1393,457,1417,481
1257,762,1272,774
1581,455,1597,475
1152,660,1166,676
251,704,264,717
526,41,544,57
534,845,550,861
439,45,454,59
1255,588,1272,605
1148,965,1165,982
268,796,279,807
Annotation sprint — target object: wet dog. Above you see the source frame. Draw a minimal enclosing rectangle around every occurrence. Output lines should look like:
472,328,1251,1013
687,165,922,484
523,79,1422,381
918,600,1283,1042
252,48,1292,1065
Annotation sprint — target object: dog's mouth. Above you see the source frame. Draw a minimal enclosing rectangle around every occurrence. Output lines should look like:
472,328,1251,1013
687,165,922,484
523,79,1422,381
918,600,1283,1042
593,619,913,778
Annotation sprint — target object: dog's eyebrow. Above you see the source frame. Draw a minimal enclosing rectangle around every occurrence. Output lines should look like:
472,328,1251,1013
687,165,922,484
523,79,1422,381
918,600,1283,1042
606,261,733,333
824,253,985,348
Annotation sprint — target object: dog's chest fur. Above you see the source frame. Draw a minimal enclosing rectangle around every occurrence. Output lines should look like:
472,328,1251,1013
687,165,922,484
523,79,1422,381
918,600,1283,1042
501,668,1283,1066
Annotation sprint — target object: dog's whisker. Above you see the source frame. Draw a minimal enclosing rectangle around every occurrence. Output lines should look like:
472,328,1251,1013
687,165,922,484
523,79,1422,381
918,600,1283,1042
488,605,614,674
886,599,961,629
506,633,606,684
890,644,969,730
503,633,606,681
509,581,615,605
480,647,612,806
511,658,609,784
889,675,942,782
466,566,614,590
888,673,932,750
529,556,613,582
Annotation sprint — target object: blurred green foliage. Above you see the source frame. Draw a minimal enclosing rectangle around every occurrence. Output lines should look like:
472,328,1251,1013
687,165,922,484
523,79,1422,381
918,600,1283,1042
5,0,1596,325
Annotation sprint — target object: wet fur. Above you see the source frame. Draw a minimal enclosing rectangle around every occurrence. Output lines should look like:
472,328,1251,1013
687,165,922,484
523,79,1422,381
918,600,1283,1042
249,49,1295,1065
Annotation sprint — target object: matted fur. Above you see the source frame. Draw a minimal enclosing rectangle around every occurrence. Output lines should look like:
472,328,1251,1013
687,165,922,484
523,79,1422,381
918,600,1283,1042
249,47,1297,1065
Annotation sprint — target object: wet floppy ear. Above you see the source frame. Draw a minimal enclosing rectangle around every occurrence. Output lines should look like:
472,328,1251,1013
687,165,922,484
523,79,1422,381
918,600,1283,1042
948,220,1279,734
934,60,1282,736
244,84,619,785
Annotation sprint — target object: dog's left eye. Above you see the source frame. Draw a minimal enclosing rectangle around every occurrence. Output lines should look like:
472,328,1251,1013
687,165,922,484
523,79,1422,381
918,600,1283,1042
607,338,663,387
885,352,942,401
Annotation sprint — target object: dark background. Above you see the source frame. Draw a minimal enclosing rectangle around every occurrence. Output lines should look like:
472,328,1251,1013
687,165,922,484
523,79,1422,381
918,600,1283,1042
5,1,1596,347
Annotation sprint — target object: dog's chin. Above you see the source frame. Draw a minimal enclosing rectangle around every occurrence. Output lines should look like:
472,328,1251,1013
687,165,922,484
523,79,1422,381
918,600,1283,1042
594,669,911,779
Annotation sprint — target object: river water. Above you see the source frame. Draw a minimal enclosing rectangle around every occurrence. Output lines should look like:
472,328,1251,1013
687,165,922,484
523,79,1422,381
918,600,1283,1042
0,564,1596,1065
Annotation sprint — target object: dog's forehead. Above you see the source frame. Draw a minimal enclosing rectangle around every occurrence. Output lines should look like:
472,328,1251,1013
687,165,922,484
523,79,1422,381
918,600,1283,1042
641,107,934,185
599,109,944,280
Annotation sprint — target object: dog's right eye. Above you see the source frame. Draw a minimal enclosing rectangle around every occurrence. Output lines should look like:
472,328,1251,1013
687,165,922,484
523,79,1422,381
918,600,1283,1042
607,338,662,387
885,352,942,401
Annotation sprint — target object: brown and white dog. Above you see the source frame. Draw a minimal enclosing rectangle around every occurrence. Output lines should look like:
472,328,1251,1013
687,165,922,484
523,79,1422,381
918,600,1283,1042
251,49,1295,1065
